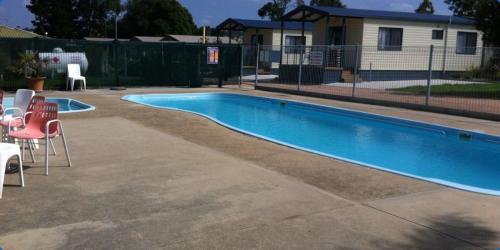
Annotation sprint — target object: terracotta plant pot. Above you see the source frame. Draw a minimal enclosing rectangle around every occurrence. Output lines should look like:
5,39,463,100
26,77,46,93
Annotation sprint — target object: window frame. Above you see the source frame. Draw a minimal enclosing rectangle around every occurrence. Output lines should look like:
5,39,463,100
456,31,478,55
378,27,403,51
432,30,444,40
284,35,306,54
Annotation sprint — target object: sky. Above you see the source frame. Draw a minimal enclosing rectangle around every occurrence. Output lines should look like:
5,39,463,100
0,0,454,29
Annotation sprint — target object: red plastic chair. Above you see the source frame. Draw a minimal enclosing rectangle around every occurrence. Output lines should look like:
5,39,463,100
1,96,50,162
1,95,46,132
8,102,71,176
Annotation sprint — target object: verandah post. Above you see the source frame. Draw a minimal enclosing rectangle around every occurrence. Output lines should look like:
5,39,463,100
426,45,434,106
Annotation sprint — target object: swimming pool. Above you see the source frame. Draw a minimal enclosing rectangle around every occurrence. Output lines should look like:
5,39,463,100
3,97,95,113
123,93,500,196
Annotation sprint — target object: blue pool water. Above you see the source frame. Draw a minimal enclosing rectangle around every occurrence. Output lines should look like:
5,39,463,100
3,97,95,113
123,93,500,196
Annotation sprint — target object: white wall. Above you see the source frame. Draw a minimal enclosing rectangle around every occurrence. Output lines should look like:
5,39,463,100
242,28,312,69
360,18,483,71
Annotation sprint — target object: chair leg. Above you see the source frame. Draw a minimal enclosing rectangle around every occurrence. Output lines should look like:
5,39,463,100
70,79,75,91
21,139,25,161
83,78,86,91
50,138,57,155
59,125,72,167
17,154,24,187
45,136,49,176
1,126,4,142
28,139,36,163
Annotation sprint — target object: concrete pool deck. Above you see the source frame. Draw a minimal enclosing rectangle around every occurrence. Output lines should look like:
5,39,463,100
0,87,499,249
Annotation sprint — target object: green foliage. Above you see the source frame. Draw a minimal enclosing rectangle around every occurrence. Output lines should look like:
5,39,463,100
309,0,345,8
258,0,292,21
445,0,500,46
75,0,122,37
415,0,435,14
26,0,120,38
9,51,48,78
118,0,197,38
27,0,78,38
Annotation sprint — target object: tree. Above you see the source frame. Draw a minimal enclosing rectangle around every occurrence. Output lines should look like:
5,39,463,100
258,0,292,21
309,0,345,8
119,0,197,38
27,0,78,38
415,0,435,14
27,0,120,38
75,0,121,37
445,0,500,46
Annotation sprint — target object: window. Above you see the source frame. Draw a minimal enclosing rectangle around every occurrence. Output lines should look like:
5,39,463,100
456,32,477,55
285,35,305,53
378,27,403,51
251,34,263,45
432,30,444,40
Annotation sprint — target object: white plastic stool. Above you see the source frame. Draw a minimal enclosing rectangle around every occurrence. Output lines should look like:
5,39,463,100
0,143,24,198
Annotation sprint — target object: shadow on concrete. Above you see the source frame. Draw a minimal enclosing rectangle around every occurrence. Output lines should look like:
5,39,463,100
371,213,499,250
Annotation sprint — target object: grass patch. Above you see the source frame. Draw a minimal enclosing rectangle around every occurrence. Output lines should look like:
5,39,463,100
390,83,500,99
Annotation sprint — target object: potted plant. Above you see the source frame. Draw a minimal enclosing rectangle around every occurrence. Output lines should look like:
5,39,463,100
10,51,48,92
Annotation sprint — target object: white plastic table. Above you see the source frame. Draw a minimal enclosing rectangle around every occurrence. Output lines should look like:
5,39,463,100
0,143,24,198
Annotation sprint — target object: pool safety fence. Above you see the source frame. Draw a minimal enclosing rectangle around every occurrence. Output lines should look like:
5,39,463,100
0,37,242,90
247,44,500,120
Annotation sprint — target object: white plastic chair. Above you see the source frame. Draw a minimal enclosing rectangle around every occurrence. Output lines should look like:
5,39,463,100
66,64,86,91
1,89,35,121
0,90,35,162
0,143,24,198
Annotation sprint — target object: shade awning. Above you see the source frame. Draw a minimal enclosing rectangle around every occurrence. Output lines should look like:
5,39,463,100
216,19,247,31
216,18,314,31
281,6,329,22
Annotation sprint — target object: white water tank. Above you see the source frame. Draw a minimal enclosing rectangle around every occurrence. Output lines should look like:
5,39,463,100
39,48,89,74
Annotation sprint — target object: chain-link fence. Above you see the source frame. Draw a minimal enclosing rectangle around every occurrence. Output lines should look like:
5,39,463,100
2,38,499,119
251,44,500,120
0,38,241,90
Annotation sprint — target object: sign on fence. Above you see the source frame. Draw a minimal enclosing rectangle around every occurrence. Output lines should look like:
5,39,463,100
207,47,219,65
309,51,323,65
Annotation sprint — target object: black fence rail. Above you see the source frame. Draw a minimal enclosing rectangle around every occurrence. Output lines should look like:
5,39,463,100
0,38,241,90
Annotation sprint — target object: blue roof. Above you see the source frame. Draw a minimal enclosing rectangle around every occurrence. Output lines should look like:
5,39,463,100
216,18,313,31
283,6,476,25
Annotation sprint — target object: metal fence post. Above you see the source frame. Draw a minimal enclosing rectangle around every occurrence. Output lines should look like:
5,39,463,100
298,45,304,91
352,44,360,98
255,44,259,86
239,45,244,88
426,45,434,106
113,40,119,87
480,46,486,68
369,62,372,82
